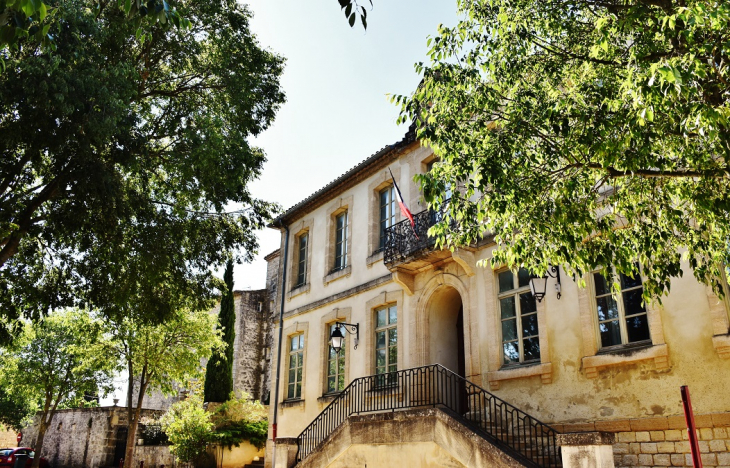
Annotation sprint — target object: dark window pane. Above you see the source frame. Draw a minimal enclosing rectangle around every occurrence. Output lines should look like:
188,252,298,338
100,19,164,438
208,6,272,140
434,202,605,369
338,357,345,374
502,319,517,341
522,313,539,338
327,377,335,393
500,296,516,319
518,268,531,288
499,271,514,293
593,272,610,296
599,320,621,347
622,289,646,316
388,345,397,365
288,369,295,383
376,349,386,367
287,384,294,399
520,292,537,314
503,342,520,364
338,375,344,390
376,331,386,349
389,306,398,324
389,328,397,346
626,314,651,343
295,383,301,397
328,360,336,375
523,337,541,361
620,270,642,289
377,309,386,327
596,296,619,321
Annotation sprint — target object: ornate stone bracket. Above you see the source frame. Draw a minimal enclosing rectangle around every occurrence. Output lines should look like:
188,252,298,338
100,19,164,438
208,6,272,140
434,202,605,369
392,270,415,296
451,248,476,277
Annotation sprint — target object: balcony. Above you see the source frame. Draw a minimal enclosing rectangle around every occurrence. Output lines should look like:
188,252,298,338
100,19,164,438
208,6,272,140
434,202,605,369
383,202,455,270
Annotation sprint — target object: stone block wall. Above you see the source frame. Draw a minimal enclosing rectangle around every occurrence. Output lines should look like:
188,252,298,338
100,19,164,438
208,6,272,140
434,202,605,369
552,412,730,468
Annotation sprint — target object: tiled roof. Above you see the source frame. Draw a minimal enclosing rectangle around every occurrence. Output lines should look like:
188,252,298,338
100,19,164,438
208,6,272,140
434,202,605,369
271,124,417,227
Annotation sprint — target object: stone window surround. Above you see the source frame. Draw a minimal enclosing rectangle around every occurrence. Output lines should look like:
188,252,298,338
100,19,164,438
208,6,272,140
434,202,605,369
577,269,669,379
706,269,730,358
318,307,352,400
286,218,313,301
486,266,553,391
324,196,354,285
364,290,404,379
281,321,309,404
367,167,402,257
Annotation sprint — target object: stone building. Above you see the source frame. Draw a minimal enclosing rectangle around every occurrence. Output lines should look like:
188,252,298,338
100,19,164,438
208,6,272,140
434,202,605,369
20,407,174,468
264,127,730,467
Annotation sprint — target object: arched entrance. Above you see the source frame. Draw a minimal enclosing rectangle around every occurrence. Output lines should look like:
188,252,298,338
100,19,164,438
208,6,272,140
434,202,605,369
428,286,465,378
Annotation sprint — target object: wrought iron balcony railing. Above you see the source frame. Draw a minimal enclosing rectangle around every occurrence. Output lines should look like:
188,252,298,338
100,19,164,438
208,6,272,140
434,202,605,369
383,202,454,265
295,364,562,467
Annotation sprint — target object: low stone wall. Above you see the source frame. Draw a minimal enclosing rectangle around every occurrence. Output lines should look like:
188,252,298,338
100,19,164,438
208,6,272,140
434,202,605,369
135,445,176,468
552,412,730,468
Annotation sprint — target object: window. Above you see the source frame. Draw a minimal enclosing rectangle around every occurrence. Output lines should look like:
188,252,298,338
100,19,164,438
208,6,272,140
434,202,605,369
379,186,395,250
287,334,304,399
498,268,540,365
593,267,650,348
295,233,308,287
334,211,348,270
375,305,398,384
326,324,346,393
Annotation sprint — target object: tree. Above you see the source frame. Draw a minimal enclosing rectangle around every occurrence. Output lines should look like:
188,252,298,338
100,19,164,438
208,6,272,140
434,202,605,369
0,310,116,468
0,0,284,344
395,0,730,299
204,259,235,403
109,307,223,468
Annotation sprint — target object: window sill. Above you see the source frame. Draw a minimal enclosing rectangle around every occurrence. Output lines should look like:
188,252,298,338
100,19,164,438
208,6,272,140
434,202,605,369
582,342,668,378
317,392,343,404
324,265,351,285
366,250,384,267
280,398,305,409
287,283,310,300
487,362,552,391
712,333,730,359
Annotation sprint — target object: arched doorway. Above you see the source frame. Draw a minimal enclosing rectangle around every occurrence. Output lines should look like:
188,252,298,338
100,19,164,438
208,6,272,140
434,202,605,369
428,286,465,378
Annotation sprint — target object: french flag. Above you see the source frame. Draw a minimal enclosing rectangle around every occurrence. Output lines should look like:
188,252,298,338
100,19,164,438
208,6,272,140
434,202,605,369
389,168,418,239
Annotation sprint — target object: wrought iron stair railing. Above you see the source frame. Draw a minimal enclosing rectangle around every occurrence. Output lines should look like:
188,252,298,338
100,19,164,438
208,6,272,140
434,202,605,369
295,364,561,467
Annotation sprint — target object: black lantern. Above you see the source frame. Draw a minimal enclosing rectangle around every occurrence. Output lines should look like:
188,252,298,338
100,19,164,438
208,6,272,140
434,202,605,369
330,322,359,354
529,266,562,302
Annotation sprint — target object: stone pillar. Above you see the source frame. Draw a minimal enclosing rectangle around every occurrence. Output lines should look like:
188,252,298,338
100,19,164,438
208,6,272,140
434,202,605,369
272,438,298,468
557,432,616,468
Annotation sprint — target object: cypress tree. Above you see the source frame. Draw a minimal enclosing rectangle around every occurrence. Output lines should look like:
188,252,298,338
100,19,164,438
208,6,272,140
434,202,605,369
204,260,236,402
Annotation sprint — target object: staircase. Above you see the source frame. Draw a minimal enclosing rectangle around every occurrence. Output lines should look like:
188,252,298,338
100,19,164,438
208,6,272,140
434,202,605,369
295,364,562,467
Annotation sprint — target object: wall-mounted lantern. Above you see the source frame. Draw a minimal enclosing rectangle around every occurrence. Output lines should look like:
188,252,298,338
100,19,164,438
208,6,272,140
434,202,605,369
529,266,562,302
330,322,359,353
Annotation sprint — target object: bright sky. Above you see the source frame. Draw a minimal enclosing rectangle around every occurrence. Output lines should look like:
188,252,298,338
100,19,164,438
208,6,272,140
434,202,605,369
231,0,460,290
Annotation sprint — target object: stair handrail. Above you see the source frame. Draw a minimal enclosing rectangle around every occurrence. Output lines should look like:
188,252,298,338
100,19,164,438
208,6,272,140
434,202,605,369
295,364,561,467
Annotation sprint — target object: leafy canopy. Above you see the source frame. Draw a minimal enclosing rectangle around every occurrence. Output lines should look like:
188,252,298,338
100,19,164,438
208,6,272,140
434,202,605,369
395,0,730,298
0,0,284,343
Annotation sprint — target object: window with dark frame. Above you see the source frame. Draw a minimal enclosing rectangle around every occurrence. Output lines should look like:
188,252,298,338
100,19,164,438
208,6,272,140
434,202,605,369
295,233,308,288
374,305,397,385
326,323,346,393
334,211,348,271
378,186,395,250
593,267,650,348
498,268,540,366
287,334,304,399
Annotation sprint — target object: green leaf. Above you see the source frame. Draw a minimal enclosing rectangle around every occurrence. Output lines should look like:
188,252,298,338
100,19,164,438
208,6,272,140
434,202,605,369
348,12,355,27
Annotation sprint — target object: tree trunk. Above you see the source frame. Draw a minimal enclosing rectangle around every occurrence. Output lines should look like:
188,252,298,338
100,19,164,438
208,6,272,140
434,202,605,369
122,374,148,468
30,403,53,468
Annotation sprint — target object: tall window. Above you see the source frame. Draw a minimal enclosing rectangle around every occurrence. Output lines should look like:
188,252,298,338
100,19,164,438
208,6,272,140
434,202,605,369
326,323,346,393
334,211,348,270
593,267,649,348
375,305,397,384
498,268,540,365
379,186,395,250
295,233,308,287
287,334,304,399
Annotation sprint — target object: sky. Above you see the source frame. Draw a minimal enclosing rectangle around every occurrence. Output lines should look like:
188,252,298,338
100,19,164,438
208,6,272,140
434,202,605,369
230,0,461,290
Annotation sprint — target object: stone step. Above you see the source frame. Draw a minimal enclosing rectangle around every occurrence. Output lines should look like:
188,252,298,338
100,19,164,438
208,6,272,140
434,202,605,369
243,457,265,468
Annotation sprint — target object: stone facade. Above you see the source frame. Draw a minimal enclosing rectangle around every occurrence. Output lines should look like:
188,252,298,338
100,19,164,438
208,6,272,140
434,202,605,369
0,426,18,447
20,407,175,468
264,129,730,467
